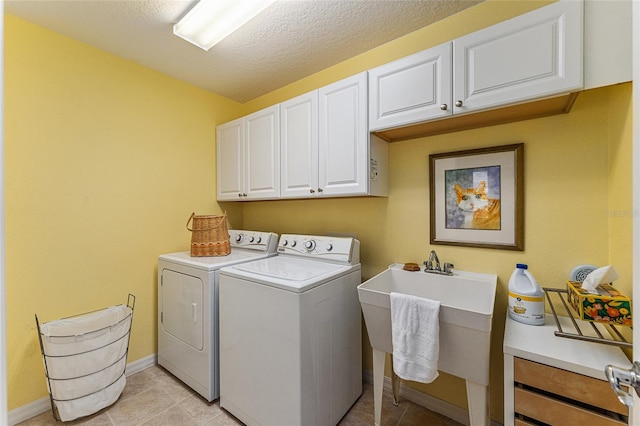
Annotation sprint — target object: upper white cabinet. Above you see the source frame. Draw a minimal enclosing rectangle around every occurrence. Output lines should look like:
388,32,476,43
319,72,370,197
368,44,452,132
369,0,583,134
453,0,583,114
281,72,388,199
584,0,632,89
220,72,388,202
217,105,280,201
280,90,319,198
216,117,243,200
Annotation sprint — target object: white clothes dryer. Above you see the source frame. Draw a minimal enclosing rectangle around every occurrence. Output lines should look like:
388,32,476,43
158,230,277,401
219,234,362,426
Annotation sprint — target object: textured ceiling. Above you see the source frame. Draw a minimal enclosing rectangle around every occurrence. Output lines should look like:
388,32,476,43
5,0,483,103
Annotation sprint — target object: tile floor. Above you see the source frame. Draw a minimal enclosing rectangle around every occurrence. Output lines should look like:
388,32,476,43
17,365,463,426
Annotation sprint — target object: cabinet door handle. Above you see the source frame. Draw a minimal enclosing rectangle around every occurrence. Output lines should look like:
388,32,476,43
317,188,323,193
440,104,448,111
455,100,463,107
310,189,315,194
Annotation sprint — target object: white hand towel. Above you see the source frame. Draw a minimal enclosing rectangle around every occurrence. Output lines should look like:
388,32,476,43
390,292,440,383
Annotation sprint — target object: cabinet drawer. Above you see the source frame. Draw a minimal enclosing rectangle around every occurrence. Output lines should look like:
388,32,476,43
514,358,627,416
515,387,626,426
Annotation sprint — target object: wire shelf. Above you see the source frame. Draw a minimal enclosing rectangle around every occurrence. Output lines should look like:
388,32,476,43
544,287,631,349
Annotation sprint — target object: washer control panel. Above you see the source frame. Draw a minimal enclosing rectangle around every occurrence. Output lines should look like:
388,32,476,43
229,230,278,253
278,234,360,264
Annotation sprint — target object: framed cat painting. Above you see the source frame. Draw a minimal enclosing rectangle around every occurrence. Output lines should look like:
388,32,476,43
429,143,524,250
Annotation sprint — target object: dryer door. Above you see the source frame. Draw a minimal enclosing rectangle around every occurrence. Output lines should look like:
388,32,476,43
161,269,204,350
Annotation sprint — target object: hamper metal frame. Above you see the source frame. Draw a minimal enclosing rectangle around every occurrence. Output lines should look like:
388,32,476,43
35,294,135,421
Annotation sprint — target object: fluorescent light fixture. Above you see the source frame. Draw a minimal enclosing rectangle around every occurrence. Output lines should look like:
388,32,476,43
174,0,277,51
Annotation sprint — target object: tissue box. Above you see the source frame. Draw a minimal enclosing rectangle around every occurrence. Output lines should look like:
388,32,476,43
566,281,632,326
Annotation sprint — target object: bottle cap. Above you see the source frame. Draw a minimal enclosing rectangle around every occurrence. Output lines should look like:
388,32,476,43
516,263,528,269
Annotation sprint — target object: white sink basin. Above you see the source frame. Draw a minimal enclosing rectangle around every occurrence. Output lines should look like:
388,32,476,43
358,262,497,385
358,263,498,426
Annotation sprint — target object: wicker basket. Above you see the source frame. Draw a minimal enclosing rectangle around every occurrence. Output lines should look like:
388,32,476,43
186,212,231,257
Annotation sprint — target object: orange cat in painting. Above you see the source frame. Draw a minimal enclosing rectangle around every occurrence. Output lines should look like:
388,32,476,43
454,181,501,229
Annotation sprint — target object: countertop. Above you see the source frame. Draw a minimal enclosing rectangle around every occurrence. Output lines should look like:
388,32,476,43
504,313,631,380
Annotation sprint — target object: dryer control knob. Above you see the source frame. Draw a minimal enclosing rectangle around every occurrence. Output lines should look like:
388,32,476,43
235,235,243,243
249,236,255,243
256,237,262,243
282,239,288,246
291,240,297,247
326,244,333,251
305,240,316,251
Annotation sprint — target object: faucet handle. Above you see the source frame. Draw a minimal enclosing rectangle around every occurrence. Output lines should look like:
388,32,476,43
424,259,433,270
443,262,454,274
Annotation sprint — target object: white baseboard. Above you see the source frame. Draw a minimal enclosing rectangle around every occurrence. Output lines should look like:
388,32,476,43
8,353,157,426
362,370,502,426
124,353,157,376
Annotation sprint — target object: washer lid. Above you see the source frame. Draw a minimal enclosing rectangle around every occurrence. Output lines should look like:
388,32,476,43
224,257,359,292
158,250,273,271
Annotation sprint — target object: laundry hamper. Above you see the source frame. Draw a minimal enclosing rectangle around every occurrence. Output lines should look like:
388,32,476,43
35,294,135,422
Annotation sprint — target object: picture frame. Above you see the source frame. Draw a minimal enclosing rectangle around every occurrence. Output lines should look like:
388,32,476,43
429,143,524,250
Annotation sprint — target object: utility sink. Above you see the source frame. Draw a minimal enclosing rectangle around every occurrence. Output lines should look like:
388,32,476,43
357,263,498,426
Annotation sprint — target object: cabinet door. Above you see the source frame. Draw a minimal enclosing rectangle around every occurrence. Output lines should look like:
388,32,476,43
319,72,368,197
244,105,280,200
216,118,244,201
280,91,319,198
368,43,452,131
453,0,582,114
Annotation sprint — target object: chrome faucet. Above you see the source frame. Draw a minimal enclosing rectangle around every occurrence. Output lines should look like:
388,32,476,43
424,250,454,276
425,250,441,272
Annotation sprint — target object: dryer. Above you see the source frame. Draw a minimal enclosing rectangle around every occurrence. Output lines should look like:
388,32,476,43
219,234,362,425
158,230,277,401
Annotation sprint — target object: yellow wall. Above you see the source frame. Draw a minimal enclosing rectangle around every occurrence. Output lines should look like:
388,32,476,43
4,15,242,409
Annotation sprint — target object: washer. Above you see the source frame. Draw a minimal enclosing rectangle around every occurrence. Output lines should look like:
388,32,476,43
219,234,362,426
158,230,278,401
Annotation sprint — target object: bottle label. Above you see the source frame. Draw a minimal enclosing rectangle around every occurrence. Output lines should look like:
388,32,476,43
508,292,544,323
508,291,543,303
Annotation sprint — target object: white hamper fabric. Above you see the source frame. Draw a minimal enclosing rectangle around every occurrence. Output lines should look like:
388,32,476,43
39,304,133,421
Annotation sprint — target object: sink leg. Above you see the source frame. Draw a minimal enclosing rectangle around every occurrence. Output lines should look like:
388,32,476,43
465,380,490,426
372,349,386,426
390,354,400,406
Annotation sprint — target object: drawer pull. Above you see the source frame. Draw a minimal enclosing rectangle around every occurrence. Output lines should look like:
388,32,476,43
605,362,640,407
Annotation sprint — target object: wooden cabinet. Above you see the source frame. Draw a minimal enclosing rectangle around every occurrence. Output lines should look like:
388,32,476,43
370,0,583,140
504,314,631,426
514,358,627,425
217,105,280,201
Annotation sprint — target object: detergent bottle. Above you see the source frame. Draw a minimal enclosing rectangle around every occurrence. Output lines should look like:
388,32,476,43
508,264,545,325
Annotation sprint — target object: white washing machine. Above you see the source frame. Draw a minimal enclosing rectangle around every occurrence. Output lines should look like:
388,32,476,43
158,230,278,401
219,234,362,426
